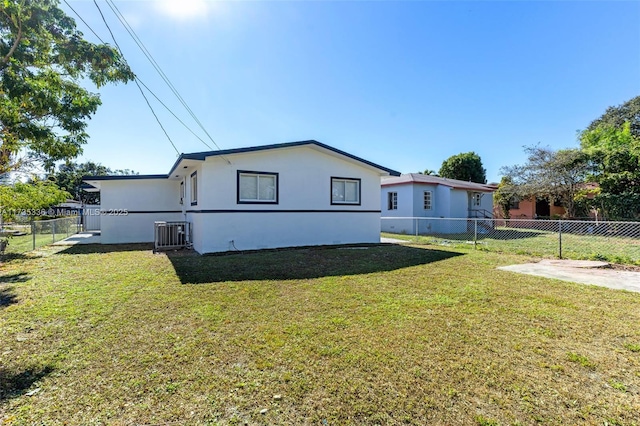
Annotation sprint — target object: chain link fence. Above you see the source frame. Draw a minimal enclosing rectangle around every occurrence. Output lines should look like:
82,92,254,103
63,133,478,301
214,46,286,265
1,216,81,254
382,217,640,265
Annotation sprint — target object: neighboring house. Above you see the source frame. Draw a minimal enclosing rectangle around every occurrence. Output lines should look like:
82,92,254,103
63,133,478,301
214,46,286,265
494,197,566,220
493,183,600,219
380,173,496,234
83,140,399,254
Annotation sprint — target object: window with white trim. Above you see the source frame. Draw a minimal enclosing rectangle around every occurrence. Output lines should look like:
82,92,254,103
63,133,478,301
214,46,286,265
180,181,184,205
331,177,360,205
238,171,278,203
473,192,482,206
387,192,397,210
423,191,432,210
190,172,197,206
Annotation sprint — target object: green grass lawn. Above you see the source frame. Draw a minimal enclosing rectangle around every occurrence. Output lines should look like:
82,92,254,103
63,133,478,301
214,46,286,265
384,227,640,265
1,244,640,425
3,234,56,255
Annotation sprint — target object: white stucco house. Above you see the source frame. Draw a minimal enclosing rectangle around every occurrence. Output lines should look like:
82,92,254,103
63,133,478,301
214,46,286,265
83,140,400,254
380,173,496,234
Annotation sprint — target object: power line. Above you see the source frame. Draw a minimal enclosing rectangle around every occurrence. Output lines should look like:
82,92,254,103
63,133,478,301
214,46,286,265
104,0,229,161
63,0,214,150
64,0,181,155
135,77,213,148
64,0,227,160
63,0,106,43
91,0,180,155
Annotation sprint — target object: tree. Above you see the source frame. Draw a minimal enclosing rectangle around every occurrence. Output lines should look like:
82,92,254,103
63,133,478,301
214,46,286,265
585,96,640,139
0,179,69,221
421,169,437,176
580,122,640,219
493,176,518,219
501,146,589,218
49,161,136,204
438,152,486,183
0,0,134,174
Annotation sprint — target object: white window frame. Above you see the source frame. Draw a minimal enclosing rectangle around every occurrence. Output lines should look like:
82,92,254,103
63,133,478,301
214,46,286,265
388,192,397,210
237,171,279,204
331,177,361,205
180,181,184,205
190,172,197,206
423,190,432,210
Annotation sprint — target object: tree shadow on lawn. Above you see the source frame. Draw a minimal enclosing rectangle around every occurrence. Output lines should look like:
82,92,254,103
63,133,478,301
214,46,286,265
0,273,30,309
429,229,548,242
0,365,54,402
479,229,548,240
0,287,18,309
0,252,34,265
167,244,464,284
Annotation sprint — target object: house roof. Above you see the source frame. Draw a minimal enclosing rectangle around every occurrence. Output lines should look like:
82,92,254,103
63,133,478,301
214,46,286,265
166,140,401,177
83,141,399,189
381,173,496,192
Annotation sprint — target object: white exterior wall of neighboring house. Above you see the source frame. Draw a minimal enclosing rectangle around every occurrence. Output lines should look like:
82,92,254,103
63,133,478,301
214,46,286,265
184,146,383,254
449,189,469,218
99,179,183,244
434,185,451,218
380,183,414,234
381,174,496,235
411,184,440,218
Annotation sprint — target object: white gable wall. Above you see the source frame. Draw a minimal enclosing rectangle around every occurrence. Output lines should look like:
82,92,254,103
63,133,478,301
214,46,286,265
186,146,383,254
99,179,183,244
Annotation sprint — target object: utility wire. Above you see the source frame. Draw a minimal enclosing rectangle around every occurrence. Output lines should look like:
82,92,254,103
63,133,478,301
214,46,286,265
135,78,214,148
91,0,180,155
104,0,230,163
105,0,219,149
64,0,226,159
65,0,210,152
63,0,106,43
65,0,181,155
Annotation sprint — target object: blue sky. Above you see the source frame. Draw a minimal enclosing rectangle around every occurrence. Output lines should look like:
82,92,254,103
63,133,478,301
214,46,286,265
64,0,640,183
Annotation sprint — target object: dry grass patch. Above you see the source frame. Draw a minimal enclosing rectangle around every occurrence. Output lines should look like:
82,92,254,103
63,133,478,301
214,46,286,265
1,243,640,425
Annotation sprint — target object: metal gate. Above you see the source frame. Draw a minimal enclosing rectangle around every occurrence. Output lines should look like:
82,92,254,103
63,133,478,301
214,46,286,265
82,205,101,231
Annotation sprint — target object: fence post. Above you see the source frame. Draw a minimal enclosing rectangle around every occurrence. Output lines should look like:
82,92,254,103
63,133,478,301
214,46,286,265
52,220,56,243
558,220,562,259
474,219,478,249
31,221,35,251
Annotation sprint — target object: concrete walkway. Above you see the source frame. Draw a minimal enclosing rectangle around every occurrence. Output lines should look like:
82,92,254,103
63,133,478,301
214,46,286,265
381,237,406,244
498,259,640,293
54,231,101,245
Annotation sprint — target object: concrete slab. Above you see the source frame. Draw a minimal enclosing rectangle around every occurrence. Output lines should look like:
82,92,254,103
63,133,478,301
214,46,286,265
381,237,406,244
498,261,640,293
537,259,611,269
54,231,101,245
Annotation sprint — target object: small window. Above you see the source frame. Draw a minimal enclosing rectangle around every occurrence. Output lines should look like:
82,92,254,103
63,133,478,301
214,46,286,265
190,172,197,206
509,198,520,209
387,192,397,210
423,191,432,210
238,171,278,204
180,181,184,205
331,177,361,205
